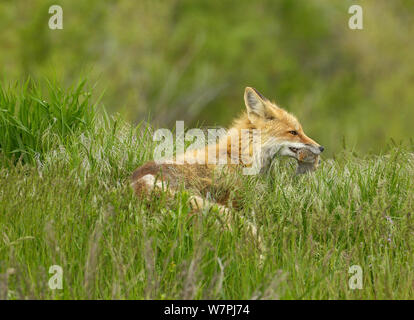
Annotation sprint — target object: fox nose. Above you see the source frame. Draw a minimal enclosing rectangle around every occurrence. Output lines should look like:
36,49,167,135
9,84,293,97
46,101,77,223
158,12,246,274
319,146,325,152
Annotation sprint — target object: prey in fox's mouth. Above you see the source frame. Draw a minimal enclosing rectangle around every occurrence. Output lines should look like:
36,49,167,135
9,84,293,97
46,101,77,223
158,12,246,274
295,147,321,175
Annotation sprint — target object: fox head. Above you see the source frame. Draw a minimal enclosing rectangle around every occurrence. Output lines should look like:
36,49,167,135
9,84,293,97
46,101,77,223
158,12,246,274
242,87,324,165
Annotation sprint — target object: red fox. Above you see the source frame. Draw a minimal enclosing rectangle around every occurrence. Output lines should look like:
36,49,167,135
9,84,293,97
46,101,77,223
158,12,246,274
131,87,324,214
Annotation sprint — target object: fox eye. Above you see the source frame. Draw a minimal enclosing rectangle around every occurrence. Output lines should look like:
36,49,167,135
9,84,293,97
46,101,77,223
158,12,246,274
289,130,298,136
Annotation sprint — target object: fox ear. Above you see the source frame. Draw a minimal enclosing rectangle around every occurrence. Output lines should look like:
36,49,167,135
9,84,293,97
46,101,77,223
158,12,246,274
244,87,272,122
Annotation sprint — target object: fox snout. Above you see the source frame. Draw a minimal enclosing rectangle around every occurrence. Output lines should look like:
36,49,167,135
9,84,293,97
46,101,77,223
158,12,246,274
294,132,324,155
306,144,324,154
301,135,324,155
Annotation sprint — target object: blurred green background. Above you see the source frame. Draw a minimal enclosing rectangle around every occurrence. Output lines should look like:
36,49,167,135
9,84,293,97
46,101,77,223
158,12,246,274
1,0,414,155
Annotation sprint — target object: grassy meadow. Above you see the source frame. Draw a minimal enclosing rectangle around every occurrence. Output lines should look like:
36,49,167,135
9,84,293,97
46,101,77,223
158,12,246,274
0,80,413,299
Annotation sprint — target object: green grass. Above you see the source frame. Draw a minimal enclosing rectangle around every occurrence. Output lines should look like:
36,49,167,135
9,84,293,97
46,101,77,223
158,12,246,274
0,79,97,165
0,79,414,299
